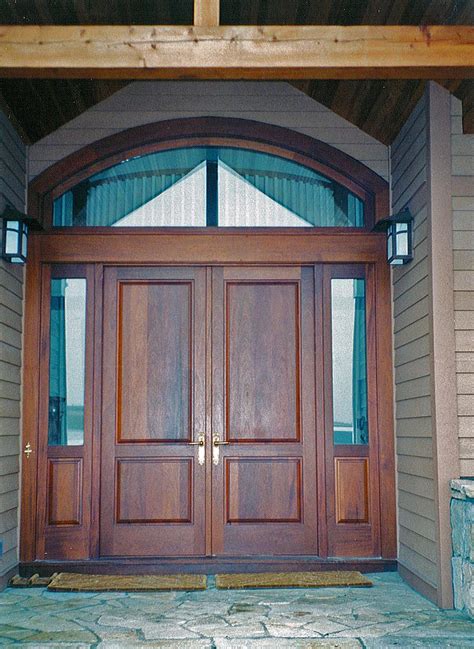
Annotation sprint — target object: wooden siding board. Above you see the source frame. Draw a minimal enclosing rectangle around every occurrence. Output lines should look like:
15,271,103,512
0,107,25,581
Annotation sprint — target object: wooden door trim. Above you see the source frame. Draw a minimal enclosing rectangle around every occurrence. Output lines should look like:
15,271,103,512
20,557,397,577
31,230,388,265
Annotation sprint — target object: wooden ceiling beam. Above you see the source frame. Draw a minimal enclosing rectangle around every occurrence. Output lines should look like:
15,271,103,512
194,0,219,27
0,25,472,79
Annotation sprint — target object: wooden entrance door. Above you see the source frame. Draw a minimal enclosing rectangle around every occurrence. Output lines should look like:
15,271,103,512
100,266,207,556
100,264,318,557
211,266,318,555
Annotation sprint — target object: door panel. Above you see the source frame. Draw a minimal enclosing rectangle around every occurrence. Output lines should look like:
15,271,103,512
212,266,318,556
226,281,300,443
100,267,206,557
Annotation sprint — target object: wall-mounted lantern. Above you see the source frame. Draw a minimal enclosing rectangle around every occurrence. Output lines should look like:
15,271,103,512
1,206,42,264
372,208,413,265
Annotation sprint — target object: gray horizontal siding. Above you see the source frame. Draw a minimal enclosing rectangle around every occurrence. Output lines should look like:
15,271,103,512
391,93,438,590
28,81,389,181
451,95,474,478
0,106,25,583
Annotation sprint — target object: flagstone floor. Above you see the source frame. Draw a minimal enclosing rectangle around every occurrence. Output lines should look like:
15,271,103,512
0,572,472,647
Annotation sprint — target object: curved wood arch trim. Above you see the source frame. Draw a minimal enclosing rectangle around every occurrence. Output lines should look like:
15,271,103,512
29,117,389,228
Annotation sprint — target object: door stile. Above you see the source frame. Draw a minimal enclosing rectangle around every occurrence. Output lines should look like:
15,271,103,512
205,266,213,556
210,266,224,555
314,264,328,558
375,260,397,558
89,263,104,559
20,239,43,562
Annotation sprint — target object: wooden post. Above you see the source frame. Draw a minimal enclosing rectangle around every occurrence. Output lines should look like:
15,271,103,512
194,0,219,27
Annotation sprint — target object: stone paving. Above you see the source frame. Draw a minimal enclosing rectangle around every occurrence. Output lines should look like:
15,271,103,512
0,572,472,647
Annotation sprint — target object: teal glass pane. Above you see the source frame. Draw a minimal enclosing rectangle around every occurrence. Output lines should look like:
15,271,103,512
53,147,364,228
331,279,368,445
48,278,86,446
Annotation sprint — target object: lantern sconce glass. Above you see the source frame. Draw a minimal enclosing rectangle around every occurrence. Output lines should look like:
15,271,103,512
372,207,413,265
1,206,42,264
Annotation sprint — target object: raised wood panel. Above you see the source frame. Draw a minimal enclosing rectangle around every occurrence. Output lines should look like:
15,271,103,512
226,281,300,443
226,458,302,524
47,459,82,526
117,281,192,443
335,458,369,524
116,459,192,524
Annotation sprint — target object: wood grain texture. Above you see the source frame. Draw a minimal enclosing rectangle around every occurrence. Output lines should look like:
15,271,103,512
0,26,472,79
100,266,207,558
211,266,319,556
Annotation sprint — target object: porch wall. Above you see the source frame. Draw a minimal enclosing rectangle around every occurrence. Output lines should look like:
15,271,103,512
0,107,26,586
451,96,474,478
390,93,439,598
28,81,389,181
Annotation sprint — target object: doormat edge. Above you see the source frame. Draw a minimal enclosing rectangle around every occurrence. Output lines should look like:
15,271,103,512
215,570,373,589
47,573,207,592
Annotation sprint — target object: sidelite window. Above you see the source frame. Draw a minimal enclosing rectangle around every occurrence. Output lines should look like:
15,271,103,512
331,278,368,445
48,278,86,446
53,147,365,228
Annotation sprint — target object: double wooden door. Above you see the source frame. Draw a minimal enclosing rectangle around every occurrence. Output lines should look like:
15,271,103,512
100,265,318,557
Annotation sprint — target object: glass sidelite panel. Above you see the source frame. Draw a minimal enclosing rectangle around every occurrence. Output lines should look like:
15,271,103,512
48,278,86,446
331,279,368,445
53,147,364,228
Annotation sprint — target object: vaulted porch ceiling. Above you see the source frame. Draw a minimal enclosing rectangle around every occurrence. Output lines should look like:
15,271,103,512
0,0,472,145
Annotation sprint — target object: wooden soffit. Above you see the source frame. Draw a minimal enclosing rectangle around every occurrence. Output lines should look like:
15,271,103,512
0,25,473,79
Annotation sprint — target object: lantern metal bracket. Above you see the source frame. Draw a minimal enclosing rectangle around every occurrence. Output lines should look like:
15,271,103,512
371,207,413,232
0,205,43,230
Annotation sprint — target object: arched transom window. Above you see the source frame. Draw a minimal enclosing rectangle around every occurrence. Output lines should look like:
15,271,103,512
53,146,365,228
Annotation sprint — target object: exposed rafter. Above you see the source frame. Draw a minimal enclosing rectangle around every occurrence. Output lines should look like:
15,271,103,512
0,25,472,79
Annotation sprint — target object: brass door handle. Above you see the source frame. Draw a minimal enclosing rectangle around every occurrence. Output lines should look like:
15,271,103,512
24,442,33,459
212,434,229,465
189,434,205,466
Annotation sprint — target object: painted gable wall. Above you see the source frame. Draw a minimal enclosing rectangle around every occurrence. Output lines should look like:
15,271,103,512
28,81,389,181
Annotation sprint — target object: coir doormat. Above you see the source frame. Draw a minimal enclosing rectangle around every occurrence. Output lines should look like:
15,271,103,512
215,571,372,589
47,573,207,592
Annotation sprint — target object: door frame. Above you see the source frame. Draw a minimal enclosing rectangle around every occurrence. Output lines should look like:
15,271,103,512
20,231,396,567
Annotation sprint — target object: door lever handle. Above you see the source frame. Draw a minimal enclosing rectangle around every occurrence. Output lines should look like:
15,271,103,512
212,434,229,465
189,434,205,466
